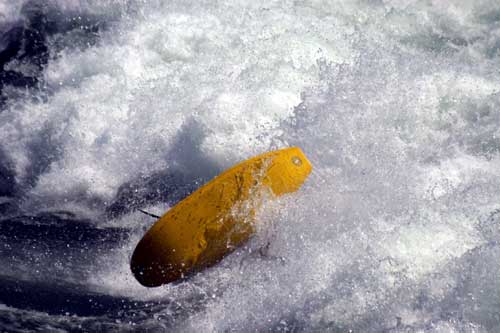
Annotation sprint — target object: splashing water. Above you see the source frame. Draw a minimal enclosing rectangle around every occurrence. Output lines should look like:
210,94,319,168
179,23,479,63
1,0,500,331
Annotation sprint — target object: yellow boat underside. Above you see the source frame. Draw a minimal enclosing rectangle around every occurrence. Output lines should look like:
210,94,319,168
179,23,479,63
130,147,312,287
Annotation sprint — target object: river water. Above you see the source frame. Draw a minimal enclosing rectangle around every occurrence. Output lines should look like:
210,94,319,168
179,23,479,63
1,0,500,331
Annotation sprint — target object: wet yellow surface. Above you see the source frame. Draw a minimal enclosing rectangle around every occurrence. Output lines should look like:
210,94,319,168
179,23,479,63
131,147,312,287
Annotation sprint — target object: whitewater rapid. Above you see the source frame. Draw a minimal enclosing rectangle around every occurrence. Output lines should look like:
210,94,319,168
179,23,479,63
1,0,500,331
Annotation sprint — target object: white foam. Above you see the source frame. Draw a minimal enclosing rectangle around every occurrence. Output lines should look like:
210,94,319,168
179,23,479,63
2,0,500,331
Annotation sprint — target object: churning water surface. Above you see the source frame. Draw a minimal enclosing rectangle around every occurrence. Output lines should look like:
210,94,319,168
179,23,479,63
1,0,500,331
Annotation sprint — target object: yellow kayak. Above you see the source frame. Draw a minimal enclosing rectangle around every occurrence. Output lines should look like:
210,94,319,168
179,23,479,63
130,147,312,287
